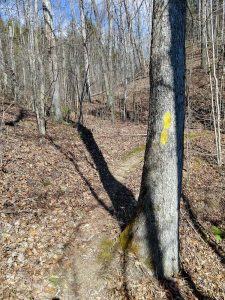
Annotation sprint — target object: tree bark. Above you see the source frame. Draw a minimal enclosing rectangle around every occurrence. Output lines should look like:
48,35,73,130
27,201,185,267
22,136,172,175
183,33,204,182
79,0,91,103
106,0,115,121
124,0,186,279
201,0,207,70
24,0,46,135
0,32,7,93
34,0,46,135
8,21,18,101
42,0,62,121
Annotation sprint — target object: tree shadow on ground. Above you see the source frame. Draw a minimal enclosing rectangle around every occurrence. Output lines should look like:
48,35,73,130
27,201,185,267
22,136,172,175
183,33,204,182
76,125,205,300
47,125,136,298
77,123,136,229
193,144,223,170
160,278,184,300
182,193,225,265
4,108,27,126
180,268,215,300
47,127,212,300
47,134,116,219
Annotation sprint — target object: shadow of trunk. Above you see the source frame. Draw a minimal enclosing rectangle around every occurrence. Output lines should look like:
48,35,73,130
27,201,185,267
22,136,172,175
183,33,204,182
4,108,27,126
77,123,136,229
182,193,225,264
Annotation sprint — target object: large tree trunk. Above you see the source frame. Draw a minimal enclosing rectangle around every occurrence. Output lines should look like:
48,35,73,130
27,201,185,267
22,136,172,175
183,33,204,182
42,0,62,121
34,0,46,136
79,0,91,103
8,22,18,101
124,0,186,279
0,33,7,93
106,0,115,122
23,0,46,136
201,0,207,70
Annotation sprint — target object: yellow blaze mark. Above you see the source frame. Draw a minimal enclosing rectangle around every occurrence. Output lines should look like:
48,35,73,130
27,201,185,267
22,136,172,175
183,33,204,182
160,129,168,145
163,112,172,129
160,112,172,145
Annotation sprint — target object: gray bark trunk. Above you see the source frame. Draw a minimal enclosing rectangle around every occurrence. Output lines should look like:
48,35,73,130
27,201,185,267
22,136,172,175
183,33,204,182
34,0,46,135
106,0,115,122
42,0,62,121
79,0,91,102
126,0,186,279
8,22,18,101
201,0,207,70
0,33,7,93
25,0,46,135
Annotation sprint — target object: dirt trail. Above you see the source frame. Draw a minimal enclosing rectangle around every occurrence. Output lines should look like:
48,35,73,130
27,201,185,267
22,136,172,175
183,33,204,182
112,152,144,183
56,149,145,300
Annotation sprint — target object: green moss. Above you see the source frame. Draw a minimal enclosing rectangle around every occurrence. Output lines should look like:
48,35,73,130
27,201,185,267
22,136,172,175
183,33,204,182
124,144,146,159
118,223,134,251
97,239,114,263
184,131,211,142
193,157,204,169
184,132,200,141
42,179,52,187
211,226,225,242
130,242,140,256
144,257,154,270
49,275,60,287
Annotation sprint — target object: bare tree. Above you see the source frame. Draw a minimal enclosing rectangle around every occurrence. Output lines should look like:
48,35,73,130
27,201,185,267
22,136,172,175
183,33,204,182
201,0,207,69
0,32,7,94
79,0,91,103
8,21,18,101
42,0,62,121
205,0,223,166
123,0,186,279
91,0,114,121
0,0,151,124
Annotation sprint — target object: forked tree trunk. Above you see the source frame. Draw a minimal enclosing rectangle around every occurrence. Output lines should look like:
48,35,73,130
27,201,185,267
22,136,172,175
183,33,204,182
123,0,186,279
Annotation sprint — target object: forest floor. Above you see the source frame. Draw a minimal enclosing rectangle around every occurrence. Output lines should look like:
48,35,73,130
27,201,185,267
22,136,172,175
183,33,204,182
0,65,225,299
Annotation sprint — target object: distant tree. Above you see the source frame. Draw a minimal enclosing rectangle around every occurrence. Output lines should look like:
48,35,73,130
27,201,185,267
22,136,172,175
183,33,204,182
123,0,186,279
91,0,115,121
8,21,18,101
201,0,207,69
0,23,7,93
42,0,62,122
79,0,91,103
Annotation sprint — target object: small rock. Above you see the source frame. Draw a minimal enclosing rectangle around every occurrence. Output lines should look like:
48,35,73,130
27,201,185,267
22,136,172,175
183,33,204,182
7,257,13,267
17,253,25,262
